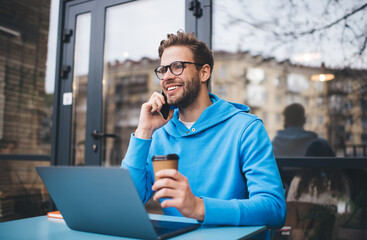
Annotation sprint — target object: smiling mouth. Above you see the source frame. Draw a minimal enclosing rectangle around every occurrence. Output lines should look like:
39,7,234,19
166,85,181,92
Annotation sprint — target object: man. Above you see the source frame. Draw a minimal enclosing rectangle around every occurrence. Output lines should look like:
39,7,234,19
121,31,286,234
272,103,334,157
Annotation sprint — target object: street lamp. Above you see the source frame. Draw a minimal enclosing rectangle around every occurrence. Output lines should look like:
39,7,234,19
311,63,335,82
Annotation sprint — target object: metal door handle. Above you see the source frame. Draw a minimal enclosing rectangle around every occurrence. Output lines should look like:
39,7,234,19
91,130,118,139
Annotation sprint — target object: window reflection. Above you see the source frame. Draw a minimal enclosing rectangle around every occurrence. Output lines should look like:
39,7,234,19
213,1,367,239
212,0,367,157
71,13,91,166
102,0,185,166
0,0,53,223
0,6,53,155
213,1,366,68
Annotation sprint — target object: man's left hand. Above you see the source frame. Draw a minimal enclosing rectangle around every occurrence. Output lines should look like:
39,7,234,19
152,169,205,221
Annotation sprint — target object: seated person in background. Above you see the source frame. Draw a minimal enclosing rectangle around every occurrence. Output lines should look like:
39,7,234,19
121,31,286,239
286,138,350,213
305,138,335,157
279,115,350,239
272,103,336,195
272,103,333,157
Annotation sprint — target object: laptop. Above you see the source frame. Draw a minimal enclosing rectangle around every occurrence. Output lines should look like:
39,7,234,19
36,166,200,240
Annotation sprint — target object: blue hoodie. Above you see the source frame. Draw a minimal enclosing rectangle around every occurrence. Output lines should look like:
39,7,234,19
122,94,286,231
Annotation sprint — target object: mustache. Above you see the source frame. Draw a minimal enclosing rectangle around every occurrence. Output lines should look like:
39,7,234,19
163,80,184,88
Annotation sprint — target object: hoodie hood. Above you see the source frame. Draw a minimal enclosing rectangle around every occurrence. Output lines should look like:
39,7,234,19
163,94,250,138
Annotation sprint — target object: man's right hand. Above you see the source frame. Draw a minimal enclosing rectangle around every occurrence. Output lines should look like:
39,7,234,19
135,92,173,139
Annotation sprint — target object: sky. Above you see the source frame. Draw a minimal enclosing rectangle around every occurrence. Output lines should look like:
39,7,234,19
213,0,367,69
103,0,185,63
45,0,367,93
45,0,59,93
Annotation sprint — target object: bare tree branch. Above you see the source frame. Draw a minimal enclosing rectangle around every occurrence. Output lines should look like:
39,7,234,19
282,3,367,37
360,35,367,55
218,1,367,68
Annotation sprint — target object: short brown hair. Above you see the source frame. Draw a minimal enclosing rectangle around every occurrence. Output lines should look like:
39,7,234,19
283,103,306,128
158,30,214,85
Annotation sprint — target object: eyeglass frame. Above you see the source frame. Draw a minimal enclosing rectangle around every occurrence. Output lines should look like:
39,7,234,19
154,61,204,80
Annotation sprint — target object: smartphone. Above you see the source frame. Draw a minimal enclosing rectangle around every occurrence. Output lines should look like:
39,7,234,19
160,91,170,120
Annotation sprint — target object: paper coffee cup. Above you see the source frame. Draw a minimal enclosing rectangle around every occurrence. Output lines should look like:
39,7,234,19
152,154,179,181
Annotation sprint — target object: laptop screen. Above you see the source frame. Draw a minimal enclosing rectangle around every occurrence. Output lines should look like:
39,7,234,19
36,166,199,239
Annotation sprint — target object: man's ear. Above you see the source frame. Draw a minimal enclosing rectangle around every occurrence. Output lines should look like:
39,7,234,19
200,64,211,83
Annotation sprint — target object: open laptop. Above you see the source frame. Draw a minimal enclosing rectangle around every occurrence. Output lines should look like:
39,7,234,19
36,166,200,240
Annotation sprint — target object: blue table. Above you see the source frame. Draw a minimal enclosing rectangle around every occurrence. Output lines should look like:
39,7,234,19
0,214,267,240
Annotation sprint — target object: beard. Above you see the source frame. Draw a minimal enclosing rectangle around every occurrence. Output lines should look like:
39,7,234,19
169,74,201,109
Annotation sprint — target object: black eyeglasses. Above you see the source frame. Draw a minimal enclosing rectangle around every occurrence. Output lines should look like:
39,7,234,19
154,61,204,80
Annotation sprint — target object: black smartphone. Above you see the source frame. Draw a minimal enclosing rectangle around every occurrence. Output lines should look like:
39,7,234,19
160,91,170,120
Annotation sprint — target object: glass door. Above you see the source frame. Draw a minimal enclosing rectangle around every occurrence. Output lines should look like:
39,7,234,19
55,0,202,166
54,1,95,166
71,13,91,165
101,0,185,166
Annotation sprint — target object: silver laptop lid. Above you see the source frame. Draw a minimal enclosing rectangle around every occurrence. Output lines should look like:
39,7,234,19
37,166,158,240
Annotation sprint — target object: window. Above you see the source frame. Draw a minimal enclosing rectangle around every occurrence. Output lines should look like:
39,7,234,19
362,133,367,143
0,12,52,155
0,0,52,222
212,0,367,155
211,2,366,237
